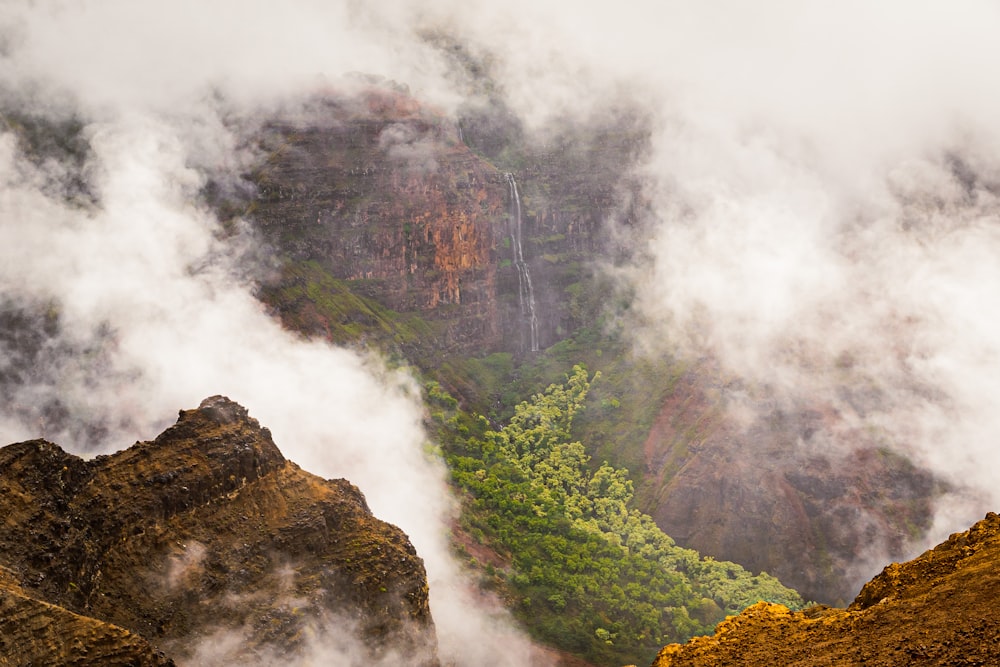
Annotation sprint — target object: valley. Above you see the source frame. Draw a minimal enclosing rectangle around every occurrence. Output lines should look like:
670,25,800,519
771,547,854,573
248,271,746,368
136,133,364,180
2,4,999,666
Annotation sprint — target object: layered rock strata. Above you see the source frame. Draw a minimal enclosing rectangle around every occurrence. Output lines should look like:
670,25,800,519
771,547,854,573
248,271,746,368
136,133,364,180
0,396,437,665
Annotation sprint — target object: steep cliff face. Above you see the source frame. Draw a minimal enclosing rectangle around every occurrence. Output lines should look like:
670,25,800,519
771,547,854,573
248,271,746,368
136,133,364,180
635,364,937,604
249,87,507,352
237,88,944,607
245,85,648,360
0,396,437,666
650,512,1000,666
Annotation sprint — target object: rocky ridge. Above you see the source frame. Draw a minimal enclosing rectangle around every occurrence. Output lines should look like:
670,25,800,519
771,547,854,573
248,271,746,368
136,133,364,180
0,566,172,667
650,511,1000,666
0,396,437,665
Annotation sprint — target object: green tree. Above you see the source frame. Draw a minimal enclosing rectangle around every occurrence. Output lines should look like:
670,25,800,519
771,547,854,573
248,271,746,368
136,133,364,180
430,366,804,666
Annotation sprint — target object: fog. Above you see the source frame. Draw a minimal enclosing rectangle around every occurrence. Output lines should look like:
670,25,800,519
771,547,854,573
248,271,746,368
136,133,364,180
0,1,541,665
3,0,1000,661
429,0,1000,564
626,3,1000,538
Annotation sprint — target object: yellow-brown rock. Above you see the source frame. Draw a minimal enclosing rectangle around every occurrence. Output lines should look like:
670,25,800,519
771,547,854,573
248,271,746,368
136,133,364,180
0,396,438,665
0,576,174,666
651,512,1000,666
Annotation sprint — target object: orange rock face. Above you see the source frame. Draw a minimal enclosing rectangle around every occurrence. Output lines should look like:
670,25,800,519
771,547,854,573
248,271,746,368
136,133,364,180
249,89,506,351
651,512,1000,667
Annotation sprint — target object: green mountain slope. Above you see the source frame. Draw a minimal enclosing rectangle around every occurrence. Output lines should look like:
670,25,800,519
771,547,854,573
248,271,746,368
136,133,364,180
431,367,803,666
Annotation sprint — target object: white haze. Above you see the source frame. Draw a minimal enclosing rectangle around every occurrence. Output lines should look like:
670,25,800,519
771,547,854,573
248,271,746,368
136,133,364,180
422,1,1000,557
0,1,542,665
627,3,1000,542
2,0,1000,659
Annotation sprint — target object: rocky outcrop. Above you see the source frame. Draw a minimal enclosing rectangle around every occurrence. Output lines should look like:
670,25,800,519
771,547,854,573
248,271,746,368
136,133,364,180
0,396,437,665
650,512,1000,666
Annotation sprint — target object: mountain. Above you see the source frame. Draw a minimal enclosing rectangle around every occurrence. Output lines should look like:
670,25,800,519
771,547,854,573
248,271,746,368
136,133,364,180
0,79,962,664
0,396,437,666
247,87,507,353
241,83,639,362
232,84,940,605
4,5,1000,667
650,511,1000,666
635,363,939,604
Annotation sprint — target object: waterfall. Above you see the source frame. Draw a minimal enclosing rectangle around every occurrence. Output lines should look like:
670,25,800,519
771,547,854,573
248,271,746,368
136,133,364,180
506,173,540,352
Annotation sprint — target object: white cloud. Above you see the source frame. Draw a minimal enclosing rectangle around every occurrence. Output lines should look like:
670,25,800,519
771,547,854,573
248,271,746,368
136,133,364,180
0,2,542,663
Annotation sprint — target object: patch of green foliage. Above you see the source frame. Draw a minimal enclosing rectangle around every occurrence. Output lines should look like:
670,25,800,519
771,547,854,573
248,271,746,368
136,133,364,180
432,366,804,666
436,308,684,487
258,259,444,360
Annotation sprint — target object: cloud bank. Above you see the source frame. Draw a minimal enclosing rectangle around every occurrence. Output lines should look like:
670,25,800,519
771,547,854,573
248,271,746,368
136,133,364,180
423,0,1000,555
624,3,1000,538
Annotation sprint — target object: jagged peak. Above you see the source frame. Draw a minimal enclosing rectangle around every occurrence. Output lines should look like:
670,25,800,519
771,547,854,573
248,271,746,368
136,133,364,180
0,398,437,666
150,395,285,473
194,394,253,424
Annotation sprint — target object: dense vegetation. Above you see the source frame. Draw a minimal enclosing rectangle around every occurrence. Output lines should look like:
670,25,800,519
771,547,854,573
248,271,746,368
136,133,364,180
430,366,803,666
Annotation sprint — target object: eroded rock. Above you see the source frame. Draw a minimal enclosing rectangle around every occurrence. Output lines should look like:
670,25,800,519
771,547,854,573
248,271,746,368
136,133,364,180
0,397,438,666
651,512,1000,667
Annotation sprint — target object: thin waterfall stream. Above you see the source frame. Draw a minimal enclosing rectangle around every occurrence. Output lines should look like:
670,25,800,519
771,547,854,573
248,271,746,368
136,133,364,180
506,173,540,352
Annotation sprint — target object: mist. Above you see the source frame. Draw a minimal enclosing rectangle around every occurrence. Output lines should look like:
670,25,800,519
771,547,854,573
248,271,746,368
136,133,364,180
3,0,1000,660
626,3,1000,542
0,1,546,665
424,0,1000,569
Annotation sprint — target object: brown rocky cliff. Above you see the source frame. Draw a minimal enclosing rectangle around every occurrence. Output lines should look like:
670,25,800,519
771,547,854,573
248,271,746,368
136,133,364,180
249,88,506,352
650,511,1000,667
243,86,644,360
0,396,438,665
0,569,174,667
637,364,936,604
